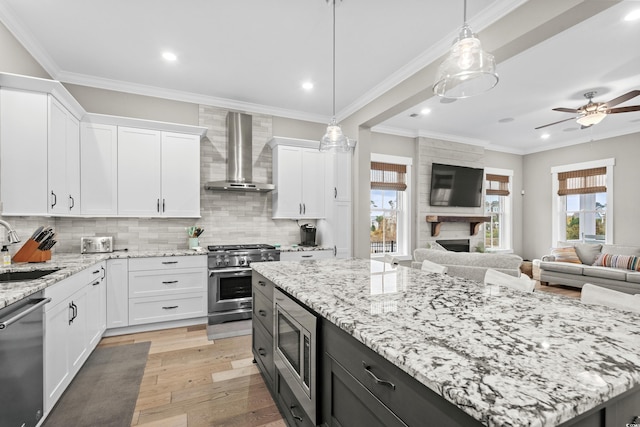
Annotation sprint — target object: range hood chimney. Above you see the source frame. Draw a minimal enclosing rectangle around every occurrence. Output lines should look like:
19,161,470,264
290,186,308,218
205,112,274,192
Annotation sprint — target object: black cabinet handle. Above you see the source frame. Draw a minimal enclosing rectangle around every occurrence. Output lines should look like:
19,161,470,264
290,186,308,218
162,198,165,212
69,195,75,209
289,405,303,422
157,199,160,212
258,309,267,317
162,306,178,310
299,203,302,215
101,266,106,280
334,187,337,198
362,361,396,390
303,203,306,214
68,302,74,324
301,255,312,258
258,348,267,357
92,281,100,286
162,261,179,265
258,281,266,287
51,191,57,208
92,270,100,274
162,280,178,284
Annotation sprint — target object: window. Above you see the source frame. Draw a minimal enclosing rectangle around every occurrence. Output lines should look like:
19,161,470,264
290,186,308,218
484,169,513,251
551,159,614,244
370,155,411,257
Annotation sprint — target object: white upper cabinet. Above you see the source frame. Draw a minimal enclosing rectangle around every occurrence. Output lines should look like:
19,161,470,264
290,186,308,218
0,88,49,215
80,123,119,216
269,138,325,219
117,127,200,217
48,95,80,215
161,131,200,217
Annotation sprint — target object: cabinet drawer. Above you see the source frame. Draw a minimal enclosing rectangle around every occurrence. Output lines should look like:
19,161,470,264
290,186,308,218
252,272,274,300
128,255,206,271
280,250,334,261
253,289,273,332
128,293,206,325
323,320,482,427
276,371,315,427
252,322,274,389
129,269,206,298
44,264,104,308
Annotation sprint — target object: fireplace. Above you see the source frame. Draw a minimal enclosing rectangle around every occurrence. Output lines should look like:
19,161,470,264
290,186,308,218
436,239,470,252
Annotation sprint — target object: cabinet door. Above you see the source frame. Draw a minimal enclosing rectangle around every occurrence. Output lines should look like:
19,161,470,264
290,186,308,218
118,126,162,216
86,264,106,349
300,148,325,218
81,123,118,215
48,96,81,215
334,201,352,258
161,132,200,217
273,145,303,218
44,300,73,411
106,258,129,329
0,88,48,215
334,151,352,202
68,286,89,373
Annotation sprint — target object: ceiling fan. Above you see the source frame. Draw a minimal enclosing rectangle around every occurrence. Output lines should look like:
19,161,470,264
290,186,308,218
535,89,640,130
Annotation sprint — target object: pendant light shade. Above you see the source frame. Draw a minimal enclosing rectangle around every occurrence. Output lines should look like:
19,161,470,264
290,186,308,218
433,1,498,99
319,0,354,152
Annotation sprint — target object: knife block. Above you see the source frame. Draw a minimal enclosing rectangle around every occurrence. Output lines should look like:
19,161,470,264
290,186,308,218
12,239,52,263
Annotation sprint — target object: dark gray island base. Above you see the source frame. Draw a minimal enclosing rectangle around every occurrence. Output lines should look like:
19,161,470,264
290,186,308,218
251,259,640,427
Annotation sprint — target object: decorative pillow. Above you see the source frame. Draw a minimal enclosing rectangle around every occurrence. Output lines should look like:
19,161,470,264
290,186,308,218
427,241,448,251
550,247,582,264
574,243,602,265
593,253,640,271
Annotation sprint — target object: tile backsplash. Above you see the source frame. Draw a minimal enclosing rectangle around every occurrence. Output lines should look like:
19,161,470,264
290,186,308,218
0,105,303,255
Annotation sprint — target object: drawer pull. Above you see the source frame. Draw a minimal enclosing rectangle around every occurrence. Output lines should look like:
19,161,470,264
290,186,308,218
92,281,100,286
289,405,303,422
258,281,266,287
301,255,312,258
162,261,179,265
362,361,396,390
92,270,100,274
162,305,178,310
258,348,267,357
258,309,267,317
162,280,179,284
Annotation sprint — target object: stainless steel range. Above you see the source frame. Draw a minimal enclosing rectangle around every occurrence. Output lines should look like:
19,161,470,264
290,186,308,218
207,244,280,330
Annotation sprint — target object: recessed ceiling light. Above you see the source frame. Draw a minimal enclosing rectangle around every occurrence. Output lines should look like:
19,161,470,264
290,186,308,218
541,133,550,140
420,108,431,115
498,117,514,123
624,9,640,21
162,52,177,61
302,81,314,91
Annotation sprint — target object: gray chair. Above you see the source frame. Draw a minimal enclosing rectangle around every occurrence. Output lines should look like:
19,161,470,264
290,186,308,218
580,283,640,313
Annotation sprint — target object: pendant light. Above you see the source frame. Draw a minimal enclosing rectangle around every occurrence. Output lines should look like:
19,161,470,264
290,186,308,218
433,0,498,99
319,0,353,152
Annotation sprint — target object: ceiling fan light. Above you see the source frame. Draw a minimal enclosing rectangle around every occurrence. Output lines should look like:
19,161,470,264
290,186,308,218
319,119,351,152
576,112,607,126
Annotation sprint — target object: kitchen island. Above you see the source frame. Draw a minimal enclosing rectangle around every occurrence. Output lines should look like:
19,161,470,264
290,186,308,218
252,258,640,427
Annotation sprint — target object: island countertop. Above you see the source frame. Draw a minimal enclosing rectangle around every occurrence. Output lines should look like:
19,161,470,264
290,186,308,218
251,258,640,427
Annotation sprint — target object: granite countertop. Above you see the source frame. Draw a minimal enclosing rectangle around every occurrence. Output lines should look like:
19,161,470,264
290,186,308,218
278,245,333,252
0,249,206,309
251,258,640,427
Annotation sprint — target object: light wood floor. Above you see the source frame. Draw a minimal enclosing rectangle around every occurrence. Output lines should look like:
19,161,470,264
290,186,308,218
98,326,285,427
97,282,578,427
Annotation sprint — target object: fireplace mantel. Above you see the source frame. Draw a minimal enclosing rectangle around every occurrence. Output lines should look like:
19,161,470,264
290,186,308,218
426,215,491,237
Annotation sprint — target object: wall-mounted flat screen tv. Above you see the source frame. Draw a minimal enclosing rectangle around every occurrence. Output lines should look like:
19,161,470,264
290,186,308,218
429,163,484,207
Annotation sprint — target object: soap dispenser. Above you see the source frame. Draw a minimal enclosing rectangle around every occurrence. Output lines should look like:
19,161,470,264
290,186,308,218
1,246,10,266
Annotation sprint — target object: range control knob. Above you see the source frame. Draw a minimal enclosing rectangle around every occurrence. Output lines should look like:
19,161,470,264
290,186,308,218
267,254,275,261
239,258,246,265
215,257,223,266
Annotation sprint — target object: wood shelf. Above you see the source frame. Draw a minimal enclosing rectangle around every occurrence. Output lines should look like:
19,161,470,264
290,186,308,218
426,215,491,237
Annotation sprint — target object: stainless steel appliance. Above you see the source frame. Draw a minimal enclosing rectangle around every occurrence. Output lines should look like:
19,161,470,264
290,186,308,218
274,288,318,424
207,244,280,332
81,236,113,253
299,223,316,247
0,292,51,427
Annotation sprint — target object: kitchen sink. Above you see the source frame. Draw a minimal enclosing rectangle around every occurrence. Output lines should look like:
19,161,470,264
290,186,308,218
0,269,60,283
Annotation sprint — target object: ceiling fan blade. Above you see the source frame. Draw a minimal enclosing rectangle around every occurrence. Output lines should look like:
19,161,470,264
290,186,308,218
534,116,579,130
552,107,581,113
607,105,640,114
605,90,640,108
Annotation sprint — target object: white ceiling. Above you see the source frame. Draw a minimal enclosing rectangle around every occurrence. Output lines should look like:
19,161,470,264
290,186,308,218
1,0,639,154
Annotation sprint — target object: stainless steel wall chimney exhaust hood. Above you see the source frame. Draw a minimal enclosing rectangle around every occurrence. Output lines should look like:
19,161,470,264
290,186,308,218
205,112,275,192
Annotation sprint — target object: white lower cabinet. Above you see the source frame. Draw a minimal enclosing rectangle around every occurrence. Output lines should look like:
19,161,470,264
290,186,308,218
44,262,106,412
106,258,129,329
128,256,207,326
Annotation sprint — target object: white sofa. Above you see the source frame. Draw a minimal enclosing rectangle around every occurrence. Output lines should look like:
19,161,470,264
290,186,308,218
534,243,640,294
412,248,523,282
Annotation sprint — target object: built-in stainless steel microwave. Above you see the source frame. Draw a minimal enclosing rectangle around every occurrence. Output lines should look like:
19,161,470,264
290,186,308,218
274,289,318,424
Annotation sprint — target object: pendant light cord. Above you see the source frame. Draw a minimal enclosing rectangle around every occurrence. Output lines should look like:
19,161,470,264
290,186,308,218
332,0,336,118
463,0,467,24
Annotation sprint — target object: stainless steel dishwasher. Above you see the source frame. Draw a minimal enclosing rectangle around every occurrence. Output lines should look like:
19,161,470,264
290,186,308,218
0,292,51,427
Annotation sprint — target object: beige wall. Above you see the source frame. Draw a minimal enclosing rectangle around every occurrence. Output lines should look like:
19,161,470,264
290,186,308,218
0,21,50,78
522,133,640,260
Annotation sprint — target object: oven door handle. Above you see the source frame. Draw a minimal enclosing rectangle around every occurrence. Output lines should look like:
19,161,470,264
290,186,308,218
209,268,252,276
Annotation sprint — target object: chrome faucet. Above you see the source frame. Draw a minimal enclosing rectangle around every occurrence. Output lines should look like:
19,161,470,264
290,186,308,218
0,220,20,244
